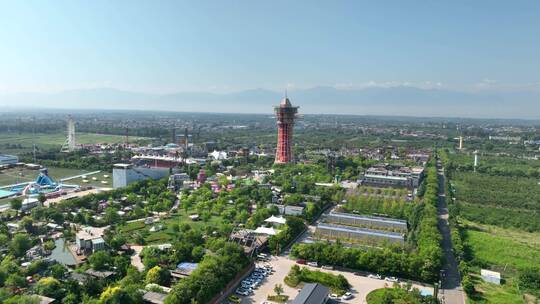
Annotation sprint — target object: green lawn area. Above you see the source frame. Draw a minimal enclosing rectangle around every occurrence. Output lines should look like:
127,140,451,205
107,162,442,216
118,210,225,245
66,172,112,188
0,132,150,155
366,287,429,304
465,227,540,273
467,275,524,304
0,166,91,186
464,222,540,303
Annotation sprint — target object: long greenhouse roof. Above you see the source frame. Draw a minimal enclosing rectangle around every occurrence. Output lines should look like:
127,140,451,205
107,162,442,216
317,223,404,240
328,212,407,225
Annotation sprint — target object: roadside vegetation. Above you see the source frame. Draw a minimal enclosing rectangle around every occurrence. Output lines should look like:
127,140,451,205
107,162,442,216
284,265,350,295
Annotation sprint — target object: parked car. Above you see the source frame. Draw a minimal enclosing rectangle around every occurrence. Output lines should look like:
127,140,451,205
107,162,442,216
329,294,339,299
235,289,249,296
307,261,319,267
353,271,362,276
321,265,334,270
296,259,306,265
385,276,398,282
368,274,382,280
341,292,353,300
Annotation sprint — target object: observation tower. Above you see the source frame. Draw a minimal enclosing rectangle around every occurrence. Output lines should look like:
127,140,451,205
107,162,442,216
274,95,299,164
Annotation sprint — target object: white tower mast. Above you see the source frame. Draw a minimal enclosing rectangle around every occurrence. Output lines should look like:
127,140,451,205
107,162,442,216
473,150,478,172
61,117,76,152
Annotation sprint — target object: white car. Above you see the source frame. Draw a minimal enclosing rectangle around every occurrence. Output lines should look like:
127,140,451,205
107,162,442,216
368,274,382,280
307,261,319,267
341,292,353,300
329,294,339,299
321,265,334,270
385,276,398,282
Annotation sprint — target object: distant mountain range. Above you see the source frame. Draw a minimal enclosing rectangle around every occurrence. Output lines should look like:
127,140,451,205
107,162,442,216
1,86,539,119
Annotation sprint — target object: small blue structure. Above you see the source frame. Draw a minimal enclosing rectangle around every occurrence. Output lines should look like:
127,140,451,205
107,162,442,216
173,262,199,278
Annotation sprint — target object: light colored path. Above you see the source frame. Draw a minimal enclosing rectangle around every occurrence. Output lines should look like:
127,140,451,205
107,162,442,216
130,245,145,271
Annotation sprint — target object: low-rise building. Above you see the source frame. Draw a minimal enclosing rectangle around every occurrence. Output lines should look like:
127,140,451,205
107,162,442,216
113,164,169,189
292,283,329,304
325,212,407,232
143,291,167,304
76,226,107,253
0,154,18,166
271,204,305,216
21,197,41,211
315,223,405,245
360,164,424,189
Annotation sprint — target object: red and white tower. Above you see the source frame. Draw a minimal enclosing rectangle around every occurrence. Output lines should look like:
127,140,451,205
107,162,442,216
274,96,299,164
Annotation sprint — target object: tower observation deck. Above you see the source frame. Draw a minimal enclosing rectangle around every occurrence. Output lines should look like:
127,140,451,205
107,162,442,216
274,96,299,164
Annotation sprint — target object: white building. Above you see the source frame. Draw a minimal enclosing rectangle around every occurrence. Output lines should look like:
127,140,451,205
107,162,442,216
21,197,40,211
209,150,228,160
113,164,169,188
76,226,107,253
481,269,501,285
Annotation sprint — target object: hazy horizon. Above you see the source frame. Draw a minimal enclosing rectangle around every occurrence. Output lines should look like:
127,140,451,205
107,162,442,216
1,1,539,118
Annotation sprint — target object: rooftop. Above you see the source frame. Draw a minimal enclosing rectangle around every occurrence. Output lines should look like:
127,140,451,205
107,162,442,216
264,215,287,225
143,291,167,304
317,223,404,240
292,283,329,304
328,212,407,226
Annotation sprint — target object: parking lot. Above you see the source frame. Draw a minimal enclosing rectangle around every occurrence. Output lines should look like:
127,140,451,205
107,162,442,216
236,255,433,304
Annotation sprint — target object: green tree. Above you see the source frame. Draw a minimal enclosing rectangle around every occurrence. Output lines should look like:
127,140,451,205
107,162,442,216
10,234,32,257
37,193,47,205
50,263,66,280
9,198,22,214
89,251,112,271
145,266,170,286
36,277,64,299
274,283,284,296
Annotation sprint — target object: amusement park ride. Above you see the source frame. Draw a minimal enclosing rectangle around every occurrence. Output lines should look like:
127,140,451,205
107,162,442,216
10,168,79,198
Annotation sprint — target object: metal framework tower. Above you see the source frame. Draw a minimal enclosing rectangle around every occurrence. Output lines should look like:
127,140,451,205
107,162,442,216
274,96,299,164
61,117,76,152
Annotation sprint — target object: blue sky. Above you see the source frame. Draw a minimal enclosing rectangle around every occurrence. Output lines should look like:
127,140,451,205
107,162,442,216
0,0,539,94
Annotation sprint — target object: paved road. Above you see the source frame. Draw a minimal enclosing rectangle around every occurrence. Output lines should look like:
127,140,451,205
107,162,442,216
436,162,466,304
239,256,434,304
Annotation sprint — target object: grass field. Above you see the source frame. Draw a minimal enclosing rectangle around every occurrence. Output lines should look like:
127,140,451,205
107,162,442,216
118,210,225,245
0,132,149,154
467,275,524,304
465,225,540,275
0,166,87,186
463,222,540,303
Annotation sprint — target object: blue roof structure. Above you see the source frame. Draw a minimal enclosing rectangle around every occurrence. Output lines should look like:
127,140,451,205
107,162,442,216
176,262,199,271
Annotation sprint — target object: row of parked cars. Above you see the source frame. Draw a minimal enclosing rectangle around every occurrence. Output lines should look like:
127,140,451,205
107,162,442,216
295,259,335,270
365,273,399,282
235,264,274,296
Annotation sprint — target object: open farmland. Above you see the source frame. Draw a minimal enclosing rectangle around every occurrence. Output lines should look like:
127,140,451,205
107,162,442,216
452,171,540,231
0,132,150,154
